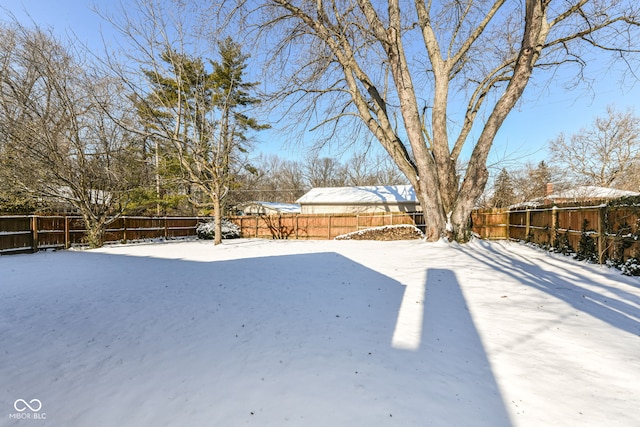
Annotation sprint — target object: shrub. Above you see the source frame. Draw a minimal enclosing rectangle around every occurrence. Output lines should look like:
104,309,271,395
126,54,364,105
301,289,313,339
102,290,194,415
552,231,573,255
196,219,241,240
575,219,598,263
618,258,640,276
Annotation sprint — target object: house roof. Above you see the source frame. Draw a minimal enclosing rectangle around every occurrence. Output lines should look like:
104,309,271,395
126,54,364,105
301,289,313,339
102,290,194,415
547,186,640,200
297,185,416,205
242,201,301,214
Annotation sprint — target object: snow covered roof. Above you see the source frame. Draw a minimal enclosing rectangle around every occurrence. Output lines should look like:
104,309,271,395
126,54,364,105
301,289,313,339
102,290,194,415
256,202,301,213
242,201,301,214
296,185,416,205
547,186,640,200
51,186,112,205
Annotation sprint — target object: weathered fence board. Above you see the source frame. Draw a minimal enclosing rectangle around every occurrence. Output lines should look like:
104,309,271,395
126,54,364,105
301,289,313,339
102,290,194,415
0,213,425,254
473,203,640,264
471,209,509,240
227,212,424,240
0,216,203,254
7,206,636,263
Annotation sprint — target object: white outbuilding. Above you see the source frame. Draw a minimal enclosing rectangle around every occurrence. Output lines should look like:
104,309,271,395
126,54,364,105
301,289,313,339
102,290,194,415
296,185,420,214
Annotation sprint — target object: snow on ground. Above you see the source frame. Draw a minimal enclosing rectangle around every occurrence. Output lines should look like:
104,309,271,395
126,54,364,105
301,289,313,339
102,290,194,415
1,238,639,426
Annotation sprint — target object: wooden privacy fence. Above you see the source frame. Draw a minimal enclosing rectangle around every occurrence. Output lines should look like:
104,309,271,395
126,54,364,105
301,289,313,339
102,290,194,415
4,208,636,262
0,212,425,254
472,202,640,263
0,216,201,254
227,212,426,240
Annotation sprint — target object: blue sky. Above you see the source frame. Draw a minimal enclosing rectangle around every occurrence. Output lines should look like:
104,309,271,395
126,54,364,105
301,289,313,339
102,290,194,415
3,0,640,171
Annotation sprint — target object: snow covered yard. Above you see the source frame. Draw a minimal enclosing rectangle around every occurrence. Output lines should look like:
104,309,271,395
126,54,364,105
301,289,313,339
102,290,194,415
1,238,639,427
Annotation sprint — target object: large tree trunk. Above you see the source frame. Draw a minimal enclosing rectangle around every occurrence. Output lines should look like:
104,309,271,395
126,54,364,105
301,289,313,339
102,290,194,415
445,0,549,242
80,212,107,249
260,0,640,242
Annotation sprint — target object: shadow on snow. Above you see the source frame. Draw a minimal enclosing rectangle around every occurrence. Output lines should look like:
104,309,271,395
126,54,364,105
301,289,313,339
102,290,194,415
0,249,511,426
457,240,640,338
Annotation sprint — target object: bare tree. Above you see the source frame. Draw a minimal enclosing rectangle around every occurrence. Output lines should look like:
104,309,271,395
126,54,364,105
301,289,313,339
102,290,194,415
343,152,406,186
0,22,139,247
249,0,640,241
616,162,640,191
506,160,559,204
549,106,640,189
231,150,409,207
302,154,348,188
104,0,267,244
231,154,307,204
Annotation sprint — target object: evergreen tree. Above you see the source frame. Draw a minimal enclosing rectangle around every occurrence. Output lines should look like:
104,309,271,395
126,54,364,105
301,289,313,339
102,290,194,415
529,161,553,199
138,38,268,244
206,38,270,243
492,168,516,208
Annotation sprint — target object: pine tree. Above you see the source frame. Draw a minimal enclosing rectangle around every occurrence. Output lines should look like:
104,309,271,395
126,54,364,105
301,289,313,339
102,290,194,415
529,161,552,199
138,39,268,244
206,37,270,244
492,168,516,208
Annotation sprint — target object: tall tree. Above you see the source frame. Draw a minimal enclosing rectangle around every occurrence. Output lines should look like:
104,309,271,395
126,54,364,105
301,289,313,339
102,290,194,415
549,106,640,189
527,161,553,199
343,152,409,186
251,0,640,241
231,154,307,205
510,160,555,203
105,0,268,244
207,37,270,242
491,168,516,208
135,42,267,244
0,22,139,247
303,154,348,188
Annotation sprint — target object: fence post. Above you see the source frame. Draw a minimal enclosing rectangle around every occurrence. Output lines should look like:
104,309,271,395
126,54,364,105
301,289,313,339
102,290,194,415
295,215,299,240
64,216,70,249
505,209,511,240
255,216,259,238
328,215,332,239
122,216,128,242
525,208,531,240
30,215,39,253
164,217,168,240
550,206,557,245
597,206,606,264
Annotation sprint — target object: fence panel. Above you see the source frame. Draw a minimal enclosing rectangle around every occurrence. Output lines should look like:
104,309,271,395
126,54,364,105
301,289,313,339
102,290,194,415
36,216,67,249
5,207,637,262
226,212,424,240
166,217,200,238
123,217,164,241
297,215,329,239
603,206,640,261
0,216,33,254
491,203,640,264
528,209,552,245
0,215,205,255
471,209,509,240
506,210,528,241
328,215,358,239
104,217,125,243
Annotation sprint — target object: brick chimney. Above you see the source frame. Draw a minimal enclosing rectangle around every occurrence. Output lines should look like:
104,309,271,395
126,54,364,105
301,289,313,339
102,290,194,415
545,182,554,197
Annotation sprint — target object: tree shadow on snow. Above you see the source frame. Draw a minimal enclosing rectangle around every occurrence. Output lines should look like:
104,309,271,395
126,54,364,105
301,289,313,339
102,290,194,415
457,240,640,338
0,249,511,426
